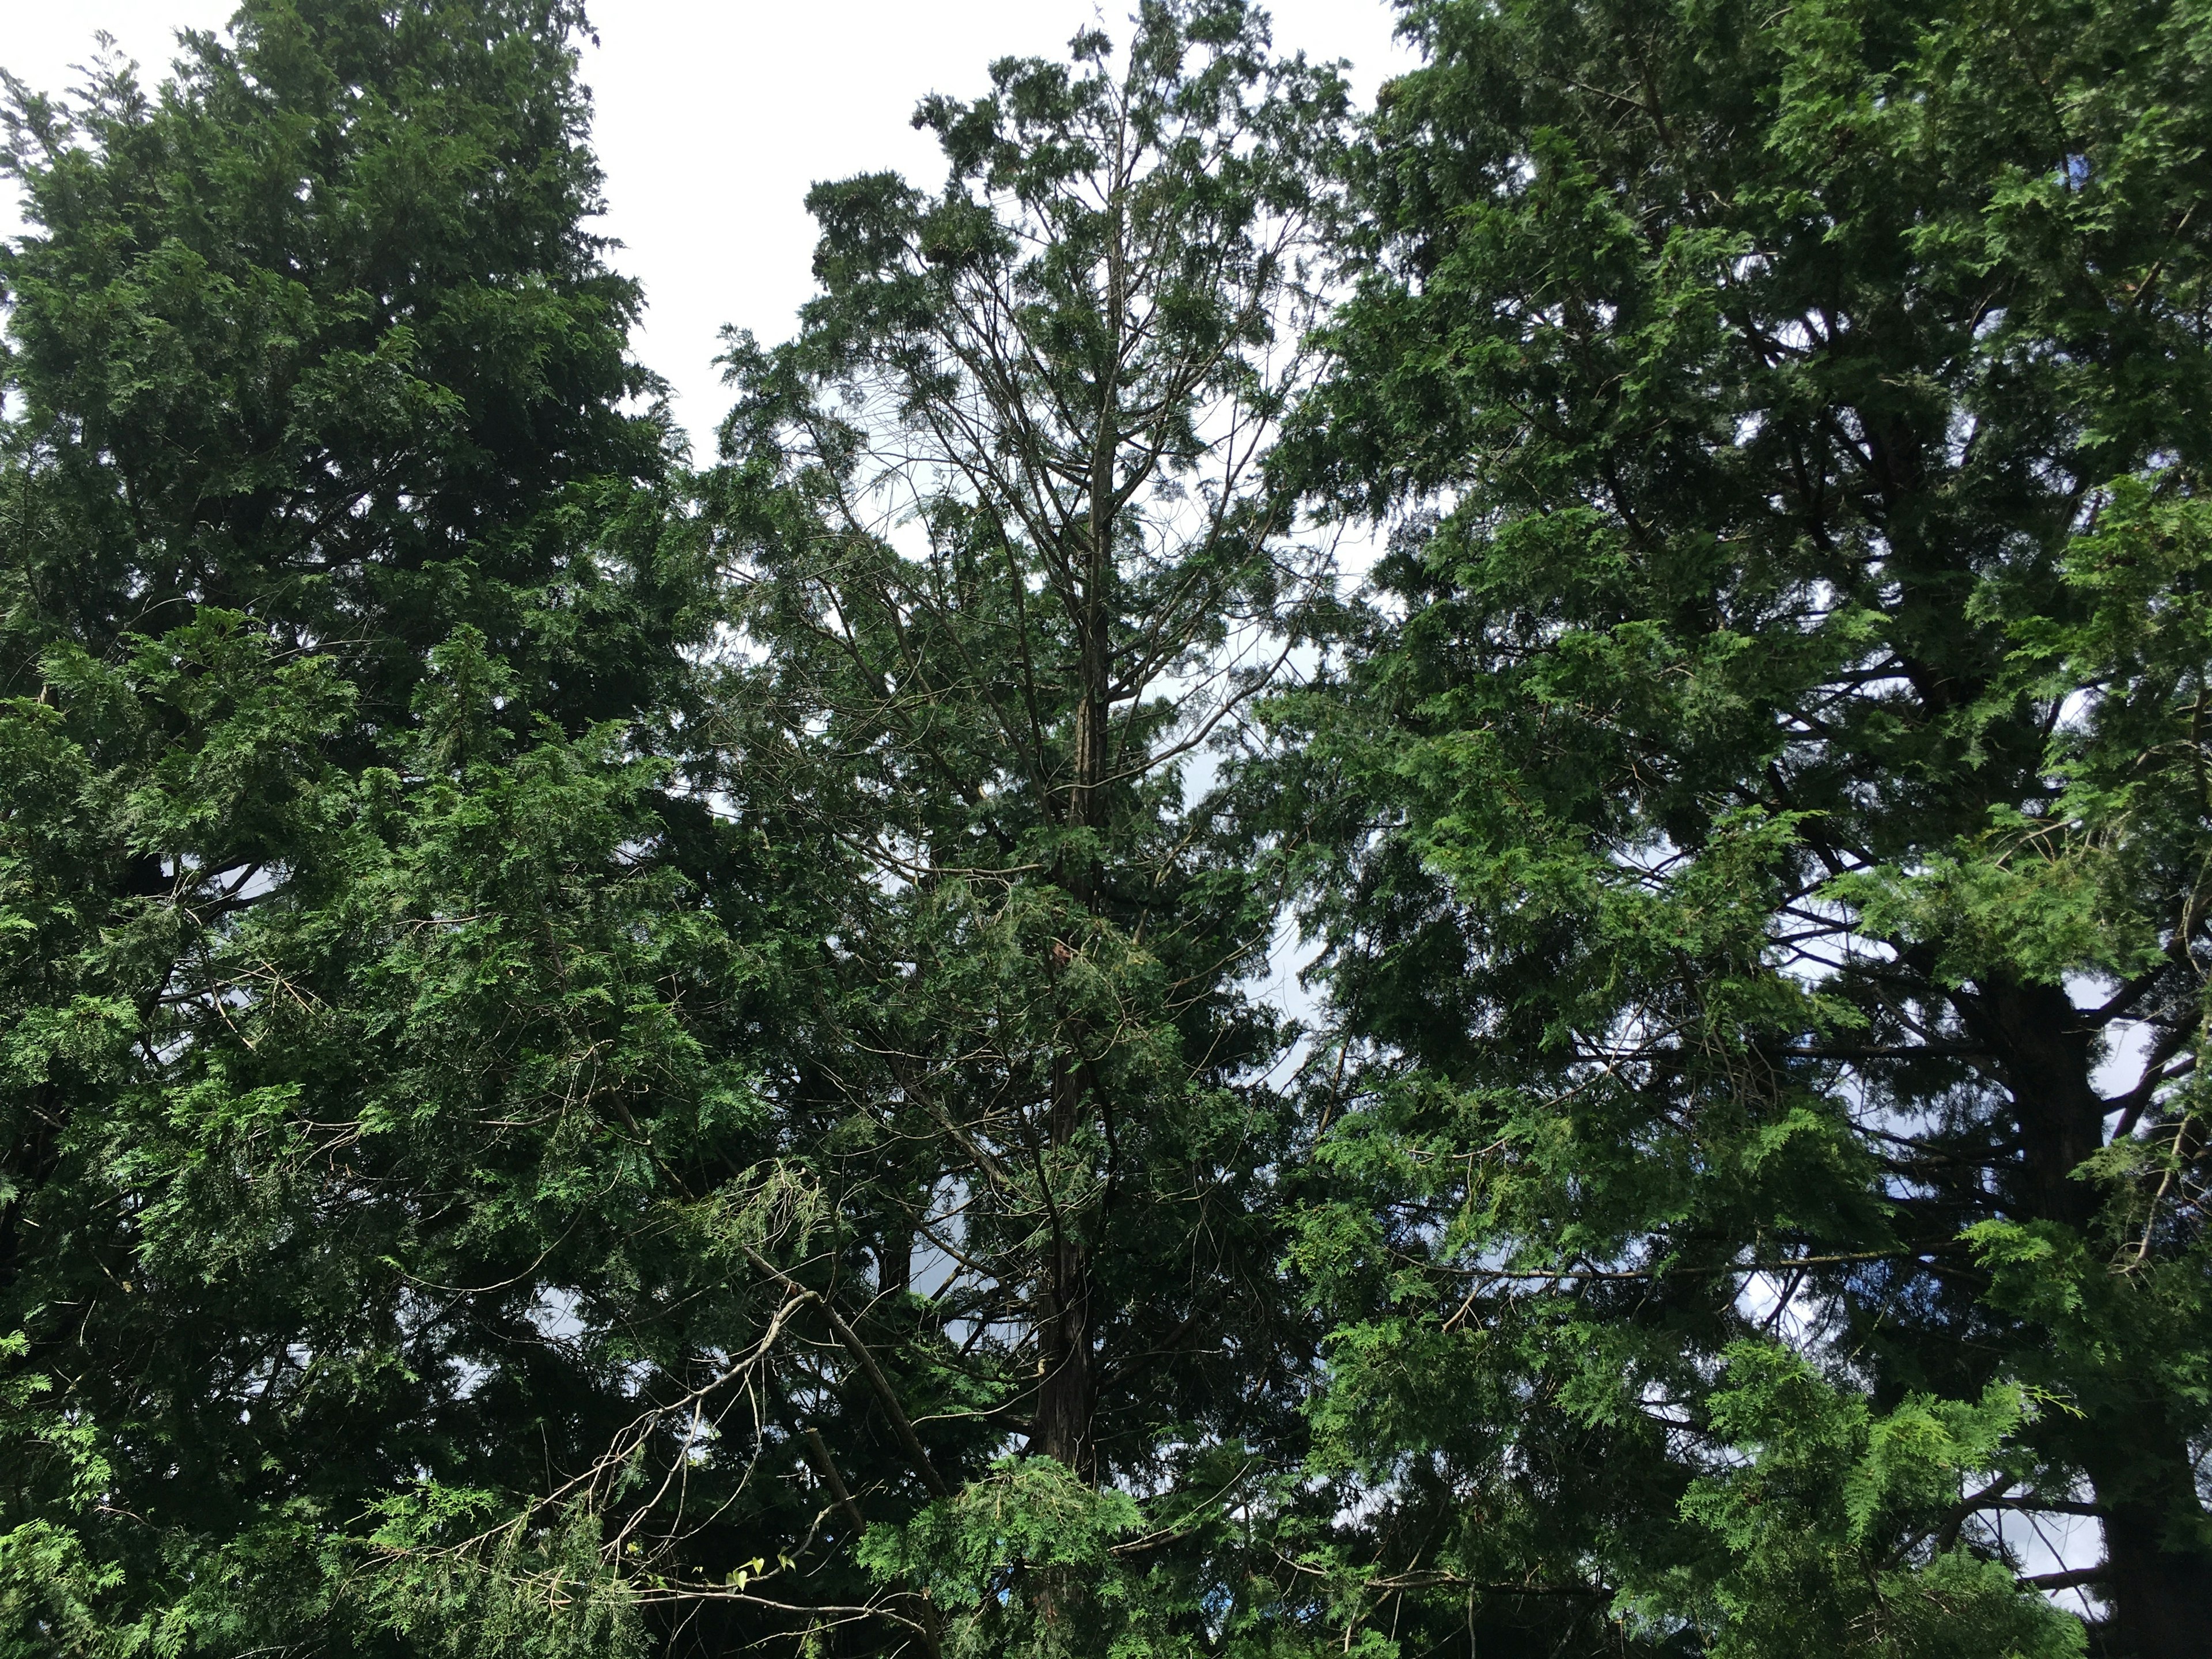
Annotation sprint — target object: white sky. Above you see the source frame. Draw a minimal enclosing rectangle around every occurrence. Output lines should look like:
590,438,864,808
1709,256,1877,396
1,0,1416,453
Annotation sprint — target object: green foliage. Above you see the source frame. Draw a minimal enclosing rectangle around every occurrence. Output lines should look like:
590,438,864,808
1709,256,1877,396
0,4,824,1652
0,0,693,730
0,605,816,1647
7,0,2210,1655
346,1486,646,1659
703,5,1350,1649
1269,0,2212,1654
858,1459,1156,1659
1668,1346,2082,1659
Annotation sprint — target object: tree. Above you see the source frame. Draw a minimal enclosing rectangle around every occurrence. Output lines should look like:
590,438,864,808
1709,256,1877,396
707,2,1349,1647
1273,1,2212,1655
0,0,685,729
1,4,829,1648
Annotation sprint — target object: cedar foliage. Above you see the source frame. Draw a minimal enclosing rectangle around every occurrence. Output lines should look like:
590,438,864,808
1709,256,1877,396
701,5,1349,1646
1,2,824,1647
1270,2,2212,1657
0,2,2206,1657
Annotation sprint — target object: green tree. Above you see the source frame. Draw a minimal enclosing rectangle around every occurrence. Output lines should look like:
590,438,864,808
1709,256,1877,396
0,4,831,1649
707,2,1350,1649
1272,1,2212,1655
0,0,685,727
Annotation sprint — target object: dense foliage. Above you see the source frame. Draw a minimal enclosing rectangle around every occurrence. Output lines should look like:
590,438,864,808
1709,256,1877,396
1272,2,2212,1656
703,3,1347,1638
2,2,2206,1658
0,2,828,1649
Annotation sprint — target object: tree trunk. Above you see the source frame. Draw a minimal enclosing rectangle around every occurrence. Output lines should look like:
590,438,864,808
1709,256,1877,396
1033,1020,1100,1474
2079,1422,2212,1659
1032,1233,1096,1478
877,1221,913,1300
1967,975,2106,1231
1968,978,2212,1657
1031,154,1126,1483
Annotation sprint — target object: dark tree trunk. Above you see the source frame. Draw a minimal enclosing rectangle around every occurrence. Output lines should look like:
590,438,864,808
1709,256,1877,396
1968,978,2212,1658
1032,1022,1100,1476
877,1224,912,1300
1031,272,1121,1482
0,1081,63,1302
1032,1238,1096,1478
1967,975,2107,1230
2080,1423,2212,1659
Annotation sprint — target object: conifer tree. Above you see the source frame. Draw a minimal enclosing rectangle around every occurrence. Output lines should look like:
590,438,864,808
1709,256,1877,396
706,4,1349,1650
1,4,823,1647
1275,2,2212,1656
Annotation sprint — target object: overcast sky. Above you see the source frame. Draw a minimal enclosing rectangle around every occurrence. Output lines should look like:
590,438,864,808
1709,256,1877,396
1,0,1417,453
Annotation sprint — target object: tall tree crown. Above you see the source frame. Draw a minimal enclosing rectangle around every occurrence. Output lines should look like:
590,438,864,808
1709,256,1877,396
1272,1,2212,1655
0,6,799,1650
700,6,1353,1650
2,0,681,727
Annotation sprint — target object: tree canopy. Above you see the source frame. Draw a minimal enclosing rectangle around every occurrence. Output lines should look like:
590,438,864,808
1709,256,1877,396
1272,2,2212,1655
2,2,2207,1658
